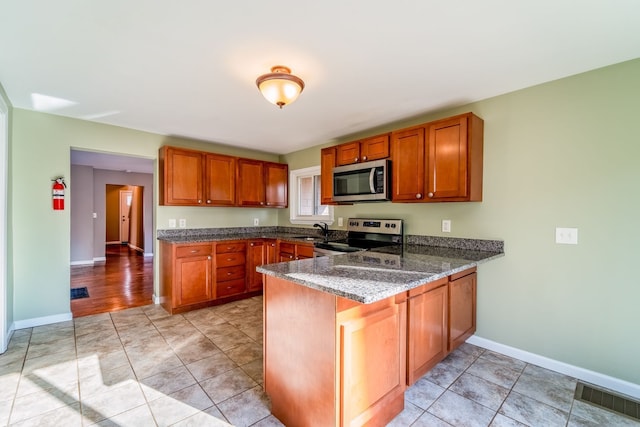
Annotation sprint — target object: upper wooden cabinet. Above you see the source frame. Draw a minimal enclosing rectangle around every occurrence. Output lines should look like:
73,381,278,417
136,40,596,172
391,112,483,202
237,160,288,208
160,146,287,208
320,147,337,205
335,133,390,166
159,146,204,205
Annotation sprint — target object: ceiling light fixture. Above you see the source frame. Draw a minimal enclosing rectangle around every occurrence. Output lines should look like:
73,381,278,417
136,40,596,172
256,65,305,109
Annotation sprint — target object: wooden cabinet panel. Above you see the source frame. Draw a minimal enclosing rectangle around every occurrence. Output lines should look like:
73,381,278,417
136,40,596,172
336,141,361,166
427,116,468,200
160,146,203,205
320,147,337,204
175,244,212,258
391,126,426,202
296,243,314,259
360,133,390,162
265,239,278,264
216,251,245,268
407,278,448,385
175,254,212,307
247,240,266,292
237,159,265,207
216,278,246,298
204,153,236,206
217,242,246,253
265,162,288,208
449,270,477,352
338,298,407,426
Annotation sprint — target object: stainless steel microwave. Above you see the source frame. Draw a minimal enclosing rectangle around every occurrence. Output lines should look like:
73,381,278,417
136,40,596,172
332,159,391,202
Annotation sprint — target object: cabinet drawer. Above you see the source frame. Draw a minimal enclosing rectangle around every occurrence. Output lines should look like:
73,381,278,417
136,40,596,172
279,242,295,254
297,244,314,258
175,244,212,258
217,265,246,281
217,242,246,253
216,252,246,267
216,279,246,298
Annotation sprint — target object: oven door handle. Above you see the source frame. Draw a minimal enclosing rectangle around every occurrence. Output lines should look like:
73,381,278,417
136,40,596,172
369,168,376,193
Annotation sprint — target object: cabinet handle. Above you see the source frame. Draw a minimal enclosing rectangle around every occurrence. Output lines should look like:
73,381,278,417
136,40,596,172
227,272,233,276
227,258,233,261
427,192,434,198
206,200,211,204
416,193,422,199
363,156,368,161
266,202,270,206
207,256,211,260
198,199,202,204
354,157,359,163
191,250,198,253
260,202,264,205
250,243,254,246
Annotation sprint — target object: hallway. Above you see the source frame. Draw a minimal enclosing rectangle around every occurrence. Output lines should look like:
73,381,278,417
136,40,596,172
70,245,153,318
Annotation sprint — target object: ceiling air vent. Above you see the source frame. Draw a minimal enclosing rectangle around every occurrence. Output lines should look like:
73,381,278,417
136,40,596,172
575,382,640,421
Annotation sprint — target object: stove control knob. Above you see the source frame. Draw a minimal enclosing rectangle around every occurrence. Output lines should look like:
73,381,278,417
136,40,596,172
391,224,396,228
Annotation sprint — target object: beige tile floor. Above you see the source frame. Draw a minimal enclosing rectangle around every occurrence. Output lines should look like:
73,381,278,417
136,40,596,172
0,296,638,426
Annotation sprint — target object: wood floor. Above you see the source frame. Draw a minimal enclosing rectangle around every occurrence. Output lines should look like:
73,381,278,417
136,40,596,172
70,245,154,318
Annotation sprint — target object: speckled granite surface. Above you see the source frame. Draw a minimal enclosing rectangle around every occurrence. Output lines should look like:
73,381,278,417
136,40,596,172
157,226,346,243
258,245,504,304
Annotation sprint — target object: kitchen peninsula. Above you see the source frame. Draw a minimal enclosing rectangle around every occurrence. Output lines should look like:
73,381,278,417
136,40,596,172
258,243,503,427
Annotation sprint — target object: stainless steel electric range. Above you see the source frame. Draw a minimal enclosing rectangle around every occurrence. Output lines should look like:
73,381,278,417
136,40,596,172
313,218,403,257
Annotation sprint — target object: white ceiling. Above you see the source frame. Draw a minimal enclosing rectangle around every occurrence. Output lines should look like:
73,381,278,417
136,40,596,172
2,1,639,156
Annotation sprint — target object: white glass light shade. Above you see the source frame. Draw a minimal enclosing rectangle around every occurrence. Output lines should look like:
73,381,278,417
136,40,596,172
256,66,305,109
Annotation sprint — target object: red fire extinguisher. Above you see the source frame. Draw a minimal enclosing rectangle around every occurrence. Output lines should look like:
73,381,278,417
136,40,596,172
52,177,66,210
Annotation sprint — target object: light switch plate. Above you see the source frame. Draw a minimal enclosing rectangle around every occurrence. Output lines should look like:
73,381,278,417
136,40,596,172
556,227,578,244
442,219,451,233
338,217,344,227
179,219,186,228
168,219,176,228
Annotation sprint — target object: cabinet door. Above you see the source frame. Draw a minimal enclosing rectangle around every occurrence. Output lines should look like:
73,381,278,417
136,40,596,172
320,147,337,205
449,271,477,351
296,243,314,260
360,134,390,162
391,127,425,202
338,299,406,426
407,283,448,385
161,147,203,205
264,162,288,208
336,141,361,166
204,153,236,206
427,115,468,200
237,159,265,206
175,255,212,306
247,241,266,292
265,240,278,264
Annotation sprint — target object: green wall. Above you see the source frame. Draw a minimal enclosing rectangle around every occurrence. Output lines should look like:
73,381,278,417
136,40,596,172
9,112,279,321
280,58,640,384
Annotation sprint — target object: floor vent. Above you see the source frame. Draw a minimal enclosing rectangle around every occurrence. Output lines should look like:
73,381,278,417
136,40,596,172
575,382,640,421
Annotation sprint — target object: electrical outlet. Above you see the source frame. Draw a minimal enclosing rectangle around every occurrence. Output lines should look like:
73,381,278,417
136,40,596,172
254,218,259,226
555,227,578,244
442,219,451,233
168,219,176,228
92,212,97,219
338,217,344,227
179,219,186,228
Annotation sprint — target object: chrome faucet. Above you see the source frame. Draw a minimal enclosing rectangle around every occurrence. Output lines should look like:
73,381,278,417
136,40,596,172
313,222,329,239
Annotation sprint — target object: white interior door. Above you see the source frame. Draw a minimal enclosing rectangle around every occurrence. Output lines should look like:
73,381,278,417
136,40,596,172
119,190,132,244
0,95,8,353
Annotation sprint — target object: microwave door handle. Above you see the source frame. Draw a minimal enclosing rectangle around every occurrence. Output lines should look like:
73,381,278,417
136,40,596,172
369,168,376,193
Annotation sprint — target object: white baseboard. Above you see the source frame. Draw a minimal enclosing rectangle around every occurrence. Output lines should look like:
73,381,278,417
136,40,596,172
152,294,160,304
13,312,73,330
1,323,14,353
144,252,154,257
467,335,640,400
93,257,106,263
70,260,94,266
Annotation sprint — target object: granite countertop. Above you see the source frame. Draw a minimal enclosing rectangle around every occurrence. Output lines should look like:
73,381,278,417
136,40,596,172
257,245,504,304
158,232,326,245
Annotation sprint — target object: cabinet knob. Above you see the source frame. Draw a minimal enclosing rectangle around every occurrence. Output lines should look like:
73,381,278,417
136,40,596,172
198,199,202,204
206,200,211,204
227,258,233,261
207,256,211,260
250,243,254,246
227,272,233,276
260,202,264,205
354,157,359,163
191,250,198,253
362,156,368,161
266,202,270,206
416,193,422,199
427,192,434,198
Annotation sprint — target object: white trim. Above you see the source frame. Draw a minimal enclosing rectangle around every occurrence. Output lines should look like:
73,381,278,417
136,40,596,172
0,94,8,353
93,257,106,263
467,335,640,400
144,252,154,258
289,165,334,225
152,294,160,304
70,260,95,266
106,241,121,245
13,312,73,330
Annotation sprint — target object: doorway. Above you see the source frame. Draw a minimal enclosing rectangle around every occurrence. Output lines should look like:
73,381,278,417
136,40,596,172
70,149,154,317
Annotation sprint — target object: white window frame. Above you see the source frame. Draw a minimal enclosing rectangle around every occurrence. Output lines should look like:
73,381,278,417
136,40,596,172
0,94,8,353
289,165,334,225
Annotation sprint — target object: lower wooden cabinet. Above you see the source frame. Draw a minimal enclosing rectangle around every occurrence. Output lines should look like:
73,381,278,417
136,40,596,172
407,277,448,385
215,241,246,298
278,241,314,262
449,268,477,351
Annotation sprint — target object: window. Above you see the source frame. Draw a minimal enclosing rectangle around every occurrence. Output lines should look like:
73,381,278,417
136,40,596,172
289,166,334,225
